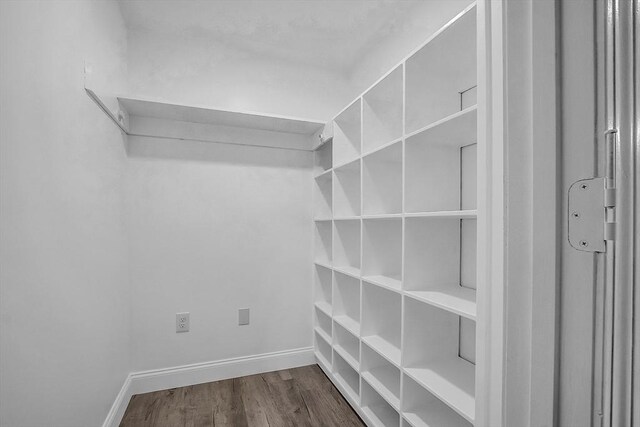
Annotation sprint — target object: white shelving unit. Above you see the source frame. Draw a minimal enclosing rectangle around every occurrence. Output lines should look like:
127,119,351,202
334,100,362,167
333,271,361,336
334,159,362,218
362,218,402,291
314,172,332,220
362,142,403,215
362,283,402,367
333,220,361,277
312,3,480,426
314,220,332,267
363,66,403,154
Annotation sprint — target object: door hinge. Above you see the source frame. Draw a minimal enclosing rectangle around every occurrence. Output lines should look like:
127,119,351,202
568,130,617,253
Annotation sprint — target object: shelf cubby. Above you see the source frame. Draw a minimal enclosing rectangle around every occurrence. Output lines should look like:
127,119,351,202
404,217,477,319
314,172,332,219
362,142,402,215
405,5,477,133
402,374,473,427
334,320,360,370
333,219,361,276
362,381,401,427
314,220,332,266
315,139,333,175
333,351,360,401
333,159,361,218
405,107,477,213
333,271,361,336
362,343,401,410
333,99,362,167
362,218,402,291
403,298,475,423
314,304,333,343
363,66,403,154
314,264,332,315
362,282,402,366
315,328,332,369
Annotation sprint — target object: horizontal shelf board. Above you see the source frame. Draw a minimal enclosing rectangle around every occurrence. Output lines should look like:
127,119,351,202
405,286,476,320
333,265,361,280
314,301,332,317
334,344,360,371
334,158,361,172
334,372,360,403
314,169,333,180
403,409,471,427
362,275,402,292
118,95,324,135
333,314,361,337
362,404,399,427
314,351,331,372
314,218,333,222
361,213,404,220
314,261,333,270
405,106,477,146
333,216,361,221
362,137,403,158
404,359,475,423
404,210,477,219
314,327,332,345
362,335,401,367
362,370,400,410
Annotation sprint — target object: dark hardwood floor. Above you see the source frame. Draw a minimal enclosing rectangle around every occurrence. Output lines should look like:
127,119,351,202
120,364,366,427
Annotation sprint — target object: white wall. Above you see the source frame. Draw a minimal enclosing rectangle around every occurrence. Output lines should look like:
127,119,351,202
127,29,355,121
126,137,313,371
123,27,324,373
347,0,474,94
0,1,130,426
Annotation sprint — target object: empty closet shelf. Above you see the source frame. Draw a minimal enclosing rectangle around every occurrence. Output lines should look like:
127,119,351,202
405,286,476,320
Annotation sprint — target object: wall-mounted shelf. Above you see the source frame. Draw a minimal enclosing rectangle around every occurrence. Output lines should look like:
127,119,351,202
85,89,324,151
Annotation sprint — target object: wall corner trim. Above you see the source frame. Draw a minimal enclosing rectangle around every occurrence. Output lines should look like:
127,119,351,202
102,346,315,427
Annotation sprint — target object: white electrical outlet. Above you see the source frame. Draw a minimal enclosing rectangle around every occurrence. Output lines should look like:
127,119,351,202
176,312,189,332
238,308,250,326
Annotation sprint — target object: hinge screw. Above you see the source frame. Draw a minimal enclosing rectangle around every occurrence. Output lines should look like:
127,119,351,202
580,183,589,190
579,240,589,247
572,212,580,219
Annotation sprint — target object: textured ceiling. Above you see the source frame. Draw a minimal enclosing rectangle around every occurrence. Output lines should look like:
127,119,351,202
118,0,428,73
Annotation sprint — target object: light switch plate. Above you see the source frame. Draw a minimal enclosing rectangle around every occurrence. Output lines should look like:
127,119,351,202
176,312,190,332
238,308,250,326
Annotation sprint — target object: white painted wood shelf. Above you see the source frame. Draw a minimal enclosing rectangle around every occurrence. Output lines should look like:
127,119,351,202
312,3,480,426
86,90,324,151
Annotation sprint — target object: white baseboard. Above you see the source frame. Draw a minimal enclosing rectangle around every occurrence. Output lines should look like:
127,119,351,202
103,346,315,427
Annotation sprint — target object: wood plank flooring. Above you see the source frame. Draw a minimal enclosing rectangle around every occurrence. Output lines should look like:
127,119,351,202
120,364,366,427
